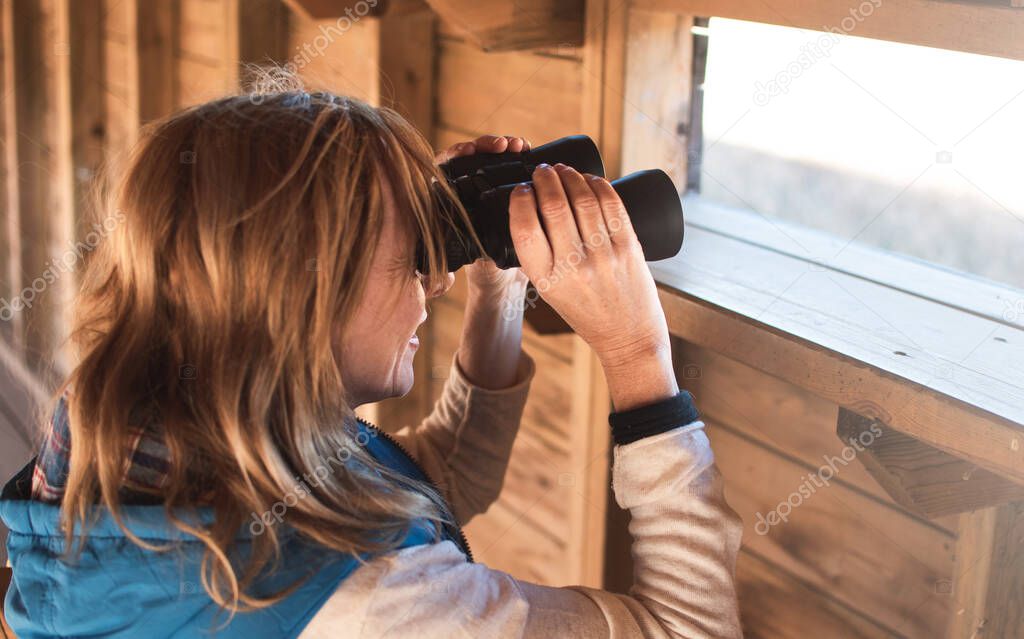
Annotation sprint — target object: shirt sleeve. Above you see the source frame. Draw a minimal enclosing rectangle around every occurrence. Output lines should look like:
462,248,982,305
302,421,744,639
389,348,536,524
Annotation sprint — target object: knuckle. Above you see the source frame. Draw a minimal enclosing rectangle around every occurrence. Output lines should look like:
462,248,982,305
571,194,601,211
540,201,571,220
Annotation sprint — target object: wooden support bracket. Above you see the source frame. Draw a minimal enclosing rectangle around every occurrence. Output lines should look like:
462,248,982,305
836,408,1024,519
423,0,584,51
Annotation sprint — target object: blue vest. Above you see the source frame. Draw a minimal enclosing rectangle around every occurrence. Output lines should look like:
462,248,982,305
0,420,468,638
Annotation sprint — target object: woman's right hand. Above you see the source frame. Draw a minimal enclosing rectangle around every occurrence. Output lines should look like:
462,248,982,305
509,163,680,411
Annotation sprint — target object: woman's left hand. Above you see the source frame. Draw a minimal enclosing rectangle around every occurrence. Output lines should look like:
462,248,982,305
435,135,530,304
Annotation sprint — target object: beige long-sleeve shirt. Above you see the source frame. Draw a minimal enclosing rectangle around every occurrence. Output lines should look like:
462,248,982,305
301,349,744,638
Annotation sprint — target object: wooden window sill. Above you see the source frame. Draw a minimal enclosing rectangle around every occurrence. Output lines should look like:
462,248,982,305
653,195,1024,484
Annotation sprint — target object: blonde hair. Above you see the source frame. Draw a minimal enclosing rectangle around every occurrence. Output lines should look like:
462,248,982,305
58,79,475,612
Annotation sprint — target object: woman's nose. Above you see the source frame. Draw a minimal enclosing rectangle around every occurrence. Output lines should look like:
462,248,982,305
420,272,455,299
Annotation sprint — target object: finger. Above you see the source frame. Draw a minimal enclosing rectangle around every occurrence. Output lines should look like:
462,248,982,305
531,164,584,260
436,141,475,164
473,135,509,154
508,183,553,280
504,136,526,153
554,164,610,251
585,174,637,246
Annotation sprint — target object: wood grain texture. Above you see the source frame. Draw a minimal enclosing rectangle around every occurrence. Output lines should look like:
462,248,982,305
379,6,434,138
676,338,960,534
7,0,76,378
838,409,1024,518
286,10,380,101
737,550,898,639
654,227,1024,485
425,0,583,52
635,0,1024,61
436,39,582,143
708,422,955,638
618,8,692,188
948,501,1024,639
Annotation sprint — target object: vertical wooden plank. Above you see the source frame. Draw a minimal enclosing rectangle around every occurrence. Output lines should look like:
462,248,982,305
1,0,20,346
237,0,288,73
367,4,437,429
68,0,106,235
379,4,435,140
7,0,76,378
102,0,139,166
136,0,178,122
619,8,692,190
949,501,1024,638
566,335,610,587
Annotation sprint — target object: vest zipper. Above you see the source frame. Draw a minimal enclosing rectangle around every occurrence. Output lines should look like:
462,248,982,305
356,417,475,563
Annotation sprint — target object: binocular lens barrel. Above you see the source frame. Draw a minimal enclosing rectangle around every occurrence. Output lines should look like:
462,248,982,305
419,135,684,274
474,169,684,271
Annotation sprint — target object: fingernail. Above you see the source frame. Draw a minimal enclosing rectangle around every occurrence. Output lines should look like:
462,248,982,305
554,163,567,170
536,163,551,170
513,182,532,192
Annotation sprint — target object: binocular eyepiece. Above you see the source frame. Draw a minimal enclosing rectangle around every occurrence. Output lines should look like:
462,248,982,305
417,135,685,273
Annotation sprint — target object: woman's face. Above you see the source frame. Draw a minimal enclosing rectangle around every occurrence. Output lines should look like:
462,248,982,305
337,182,453,407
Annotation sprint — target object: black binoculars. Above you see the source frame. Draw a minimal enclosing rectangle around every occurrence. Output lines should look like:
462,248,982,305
416,135,685,273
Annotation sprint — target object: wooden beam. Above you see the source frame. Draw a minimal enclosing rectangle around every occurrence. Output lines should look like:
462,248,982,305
135,0,178,122
635,0,1024,62
838,409,1024,518
1,0,21,347
283,0,388,21
68,0,106,237
566,335,610,588
6,0,76,379
618,8,693,190
423,0,584,52
948,501,1024,638
378,0,435,137
657,280,1024,486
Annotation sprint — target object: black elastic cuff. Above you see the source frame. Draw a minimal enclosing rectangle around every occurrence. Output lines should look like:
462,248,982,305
608,391,700,446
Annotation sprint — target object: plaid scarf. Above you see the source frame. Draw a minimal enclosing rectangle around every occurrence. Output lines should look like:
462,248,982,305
32,394,175,505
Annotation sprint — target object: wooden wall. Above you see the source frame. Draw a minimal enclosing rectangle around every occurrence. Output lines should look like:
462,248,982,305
676,340,956,638
0,1,998,636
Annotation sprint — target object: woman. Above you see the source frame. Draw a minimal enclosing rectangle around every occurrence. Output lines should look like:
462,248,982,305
0,85,742,637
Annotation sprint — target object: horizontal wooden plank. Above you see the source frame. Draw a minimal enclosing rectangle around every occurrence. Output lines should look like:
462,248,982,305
686,196,1024,331
498,421,573,544
429,296,575,444
425,0,583,52
436,39,582,143
463,497,568,585
654,226,1024,484
437,16,583,59
709,423,954,638
635,0,1024,61
675,339,959,534
737,550,898,639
